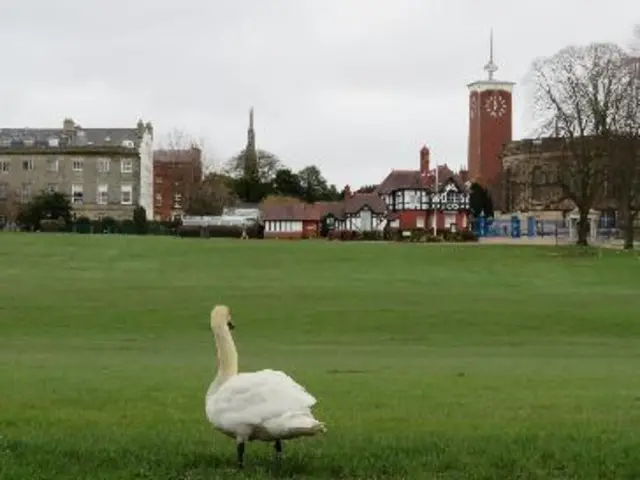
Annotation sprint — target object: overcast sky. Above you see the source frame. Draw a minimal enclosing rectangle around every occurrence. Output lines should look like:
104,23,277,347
0,1,637,188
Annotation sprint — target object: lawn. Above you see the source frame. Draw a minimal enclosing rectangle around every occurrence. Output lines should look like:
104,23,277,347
1,234,640,479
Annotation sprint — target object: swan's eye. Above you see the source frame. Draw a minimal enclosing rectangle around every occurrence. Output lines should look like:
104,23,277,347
227,320,235,330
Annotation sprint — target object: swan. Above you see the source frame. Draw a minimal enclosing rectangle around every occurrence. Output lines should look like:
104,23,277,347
205,305,326,468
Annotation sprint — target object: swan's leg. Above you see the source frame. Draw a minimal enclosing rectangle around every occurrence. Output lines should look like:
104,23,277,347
236,439,245,468
274,439,283,463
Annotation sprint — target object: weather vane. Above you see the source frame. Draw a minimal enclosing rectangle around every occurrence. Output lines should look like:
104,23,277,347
483,28,498,80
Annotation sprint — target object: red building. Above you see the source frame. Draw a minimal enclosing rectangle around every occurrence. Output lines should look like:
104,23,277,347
153,147,203,221
466,31,514,202
261,145,470,237
375,146,470,231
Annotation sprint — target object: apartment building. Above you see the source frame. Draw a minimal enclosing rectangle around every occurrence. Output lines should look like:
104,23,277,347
153,147,203,220
0,117,154,223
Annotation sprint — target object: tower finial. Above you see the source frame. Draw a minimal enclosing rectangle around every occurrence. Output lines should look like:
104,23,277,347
249,107,254,130
483,28,498,80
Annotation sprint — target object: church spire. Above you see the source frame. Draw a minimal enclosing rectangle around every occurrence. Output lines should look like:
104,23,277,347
483,28,498,80
247,107,255,151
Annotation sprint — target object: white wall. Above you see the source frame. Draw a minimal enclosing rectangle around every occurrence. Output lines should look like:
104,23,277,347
265,220,303,232
138,130,154,220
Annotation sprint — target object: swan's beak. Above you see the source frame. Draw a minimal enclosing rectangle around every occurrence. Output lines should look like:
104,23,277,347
227,320,235,330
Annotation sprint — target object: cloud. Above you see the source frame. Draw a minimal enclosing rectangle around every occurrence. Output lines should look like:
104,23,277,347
0,0,637,186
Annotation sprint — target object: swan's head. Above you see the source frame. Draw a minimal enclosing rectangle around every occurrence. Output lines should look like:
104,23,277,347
211,305,235,331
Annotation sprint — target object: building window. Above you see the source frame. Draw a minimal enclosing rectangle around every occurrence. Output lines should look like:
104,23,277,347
121,159,133,173
155,176,163,184
446,191,457,203
72,159,84,172
47,183,57,193
121,184,133,205
46,158,59,172
71,184,84,205
20,183,31,203
97,184,109,205
155,193,162,206
173,193,182,209
0,183,7,200
97,158,110,173
22,159,34,171
0,161,9,173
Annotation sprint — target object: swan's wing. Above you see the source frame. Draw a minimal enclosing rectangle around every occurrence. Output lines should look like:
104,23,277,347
208,369,318,432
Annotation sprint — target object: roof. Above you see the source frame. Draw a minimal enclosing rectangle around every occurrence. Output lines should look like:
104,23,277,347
261,192,388,221
261,202,327,221
153,148,201,164
343,192,387,215
0,118,150,150
376,166,468,194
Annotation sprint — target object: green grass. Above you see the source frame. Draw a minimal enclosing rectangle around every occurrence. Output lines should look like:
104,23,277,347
1,234,640,479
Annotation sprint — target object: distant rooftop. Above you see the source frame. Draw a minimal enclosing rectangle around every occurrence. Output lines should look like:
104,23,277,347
0,117,152,150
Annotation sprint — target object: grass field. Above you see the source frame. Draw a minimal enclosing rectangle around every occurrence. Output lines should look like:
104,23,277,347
1,235,640,479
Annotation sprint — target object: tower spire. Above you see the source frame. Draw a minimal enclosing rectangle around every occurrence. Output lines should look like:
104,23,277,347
483,28,498,80
247,107,255,150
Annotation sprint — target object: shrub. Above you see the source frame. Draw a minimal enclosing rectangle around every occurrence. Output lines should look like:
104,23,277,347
361,231,383,241
177,225,202,238
132,206,148,234
73,216,92,234
409,229,427,242
460,229,478,242
40,218,66,232
99,216,118,233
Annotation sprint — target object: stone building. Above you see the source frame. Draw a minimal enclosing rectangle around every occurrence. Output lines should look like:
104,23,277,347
500,136,638,229
0,117,154,224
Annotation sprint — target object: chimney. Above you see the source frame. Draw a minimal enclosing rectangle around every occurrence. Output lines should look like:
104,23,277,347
63,118,75,131
343,185,352,198
419,145,430,182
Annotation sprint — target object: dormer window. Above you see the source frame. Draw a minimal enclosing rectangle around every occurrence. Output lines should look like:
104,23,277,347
48,137,59,147
121,139,134,148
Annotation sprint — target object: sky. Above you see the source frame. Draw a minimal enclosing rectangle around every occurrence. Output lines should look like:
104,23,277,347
0,1,637,189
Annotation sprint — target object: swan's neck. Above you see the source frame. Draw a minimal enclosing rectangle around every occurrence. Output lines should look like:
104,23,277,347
209,326,238,394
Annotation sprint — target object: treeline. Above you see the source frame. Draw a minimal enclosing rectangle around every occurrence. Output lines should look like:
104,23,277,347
184,149,344,216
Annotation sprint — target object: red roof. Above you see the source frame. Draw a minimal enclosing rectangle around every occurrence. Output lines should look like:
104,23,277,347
261,202,326,221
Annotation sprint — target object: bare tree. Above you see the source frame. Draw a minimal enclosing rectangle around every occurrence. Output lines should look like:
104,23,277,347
184,173,237,216
528,42,631,245
609,29,640,249
0,187,21,225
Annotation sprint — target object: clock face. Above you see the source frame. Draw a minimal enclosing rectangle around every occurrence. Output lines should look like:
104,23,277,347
484,92,507,118
470,96,478,118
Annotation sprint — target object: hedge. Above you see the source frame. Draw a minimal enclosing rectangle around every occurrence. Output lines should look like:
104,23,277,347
177,223,263,239
326,228,478,242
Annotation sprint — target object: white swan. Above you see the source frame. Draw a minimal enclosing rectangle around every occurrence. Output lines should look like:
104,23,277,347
205,305,326,468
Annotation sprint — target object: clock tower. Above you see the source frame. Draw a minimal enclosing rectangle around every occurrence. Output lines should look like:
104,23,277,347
467,30,514,191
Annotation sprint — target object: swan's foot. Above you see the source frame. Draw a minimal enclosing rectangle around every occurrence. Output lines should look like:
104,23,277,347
274,439,283,463
236,441,245,469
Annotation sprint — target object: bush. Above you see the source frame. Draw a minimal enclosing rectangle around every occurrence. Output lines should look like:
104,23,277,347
425,234,444,242
361,231,384,241
40,218,66,232
99,216,118,233
133,206,148,234
460,229,478,242
73,216,92,234
409,229,427,242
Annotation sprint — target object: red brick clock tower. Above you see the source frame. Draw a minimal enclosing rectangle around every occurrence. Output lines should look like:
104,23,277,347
467,30,514,192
